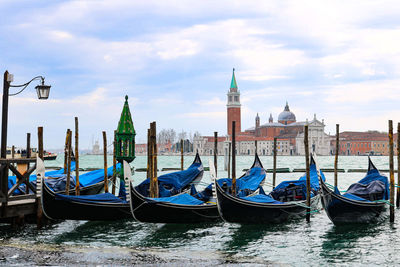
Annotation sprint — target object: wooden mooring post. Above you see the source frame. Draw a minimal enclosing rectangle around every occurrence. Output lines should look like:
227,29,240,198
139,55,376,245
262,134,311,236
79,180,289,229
388,120,395,222
65,129,72,194
334,124,339,188
112,130,117,195
227,142,231,179
103,131,108,193
231,121,236,196
304,124,311,223
149,122,158,198
37,126,44,228
214,132,218,176
273,137,277,189
397,122,400,208
180,139,184,171
75,117,80,196
63,129,69,174
25,133,30,194
147,129,151,179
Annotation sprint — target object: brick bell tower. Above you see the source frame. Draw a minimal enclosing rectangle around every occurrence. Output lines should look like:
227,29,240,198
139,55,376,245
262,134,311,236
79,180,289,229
227,68,241,136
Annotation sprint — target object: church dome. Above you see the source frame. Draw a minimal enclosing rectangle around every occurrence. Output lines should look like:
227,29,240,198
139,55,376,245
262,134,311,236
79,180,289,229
278,102,296,122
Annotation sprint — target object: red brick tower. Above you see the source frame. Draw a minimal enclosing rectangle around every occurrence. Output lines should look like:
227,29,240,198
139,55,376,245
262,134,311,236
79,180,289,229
227,68,241,136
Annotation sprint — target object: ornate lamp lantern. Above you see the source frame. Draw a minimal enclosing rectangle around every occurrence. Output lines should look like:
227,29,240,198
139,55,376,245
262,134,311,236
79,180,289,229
115,95,136,163
35,78,51,100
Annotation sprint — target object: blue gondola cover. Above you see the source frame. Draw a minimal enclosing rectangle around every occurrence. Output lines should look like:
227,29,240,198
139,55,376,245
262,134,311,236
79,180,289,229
55,192,126,203
148,193,205,205
135,162,203,197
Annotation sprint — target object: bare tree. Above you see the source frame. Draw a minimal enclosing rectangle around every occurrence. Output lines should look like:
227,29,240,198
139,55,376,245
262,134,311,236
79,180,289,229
158,128,177,144
178,130,187,141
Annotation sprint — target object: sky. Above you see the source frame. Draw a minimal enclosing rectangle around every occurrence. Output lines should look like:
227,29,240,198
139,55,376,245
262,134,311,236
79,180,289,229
1,0,400,149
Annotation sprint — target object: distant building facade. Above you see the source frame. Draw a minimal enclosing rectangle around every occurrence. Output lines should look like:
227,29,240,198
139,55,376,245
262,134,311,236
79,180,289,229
330,131,397,156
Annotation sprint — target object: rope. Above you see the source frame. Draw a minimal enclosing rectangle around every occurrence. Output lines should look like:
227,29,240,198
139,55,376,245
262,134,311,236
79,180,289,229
374,199,395,206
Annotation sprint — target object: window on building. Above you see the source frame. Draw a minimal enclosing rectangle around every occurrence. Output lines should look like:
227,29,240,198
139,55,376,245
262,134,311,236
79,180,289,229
229,96,232,102
234,96,239,102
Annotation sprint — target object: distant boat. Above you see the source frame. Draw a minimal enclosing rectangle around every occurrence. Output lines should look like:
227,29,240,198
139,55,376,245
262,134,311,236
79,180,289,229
44,151,57,160
320,157,389,225
5,147,57,160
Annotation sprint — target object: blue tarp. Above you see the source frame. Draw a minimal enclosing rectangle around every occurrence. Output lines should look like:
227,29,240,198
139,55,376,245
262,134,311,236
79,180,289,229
336,165,389,202
273,163,322,193
11,163,120,194
55,192,126,204
79,163,121,187
44,163,121,192
194,165,266,201
266,162,323,203
148,193,205,205
8,162,76,193
342,192,371,202
135,161,203,197
241,194,283,204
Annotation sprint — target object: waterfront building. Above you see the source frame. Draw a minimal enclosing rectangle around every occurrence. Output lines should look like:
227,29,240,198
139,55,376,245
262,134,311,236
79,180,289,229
330,131,397,156
193,69,331,156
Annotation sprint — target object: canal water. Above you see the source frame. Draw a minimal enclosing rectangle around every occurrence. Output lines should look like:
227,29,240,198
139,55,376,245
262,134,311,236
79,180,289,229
0,155,399,266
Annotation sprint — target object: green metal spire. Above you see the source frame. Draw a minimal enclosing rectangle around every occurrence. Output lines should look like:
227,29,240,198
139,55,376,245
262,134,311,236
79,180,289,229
117,95,135,135
230,68,238,90
116,95,136,163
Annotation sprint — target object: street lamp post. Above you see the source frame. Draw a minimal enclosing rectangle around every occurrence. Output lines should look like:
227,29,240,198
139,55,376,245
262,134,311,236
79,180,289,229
1,70,51,158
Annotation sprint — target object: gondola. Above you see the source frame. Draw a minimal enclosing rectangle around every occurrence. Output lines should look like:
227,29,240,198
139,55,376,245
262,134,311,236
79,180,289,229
9,161,112,196
215,155,323,224
41,153,204,221
320,157,389,225
129,154,266,223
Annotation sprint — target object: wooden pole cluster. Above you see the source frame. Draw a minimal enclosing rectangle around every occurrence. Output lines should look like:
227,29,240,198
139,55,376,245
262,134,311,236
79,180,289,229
334,124,339,188
227,142,231,179
273,137,277,189
214,132,218,176
112,130,117,195
65,129,72,194
180,139,184,171
388,120,395,222
103,131,108,193
304,125,311,223
231,121,236,196
75,117,80,195
149,122,158,198
397,122,400,208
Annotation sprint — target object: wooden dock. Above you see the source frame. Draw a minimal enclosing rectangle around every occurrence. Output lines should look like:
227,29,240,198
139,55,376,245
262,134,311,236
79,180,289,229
0,158,42,226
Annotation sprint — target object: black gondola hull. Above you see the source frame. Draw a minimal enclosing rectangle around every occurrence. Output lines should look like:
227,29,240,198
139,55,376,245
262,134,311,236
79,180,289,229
320,180,387,225
42,181,131,221
215,182,320,224
130,185,220,223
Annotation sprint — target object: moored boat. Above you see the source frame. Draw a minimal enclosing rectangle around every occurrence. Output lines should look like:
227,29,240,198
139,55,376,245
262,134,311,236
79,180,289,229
130,154,266,223
215,155,323,224
42,153,204,221
320,157,389,225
